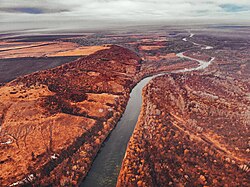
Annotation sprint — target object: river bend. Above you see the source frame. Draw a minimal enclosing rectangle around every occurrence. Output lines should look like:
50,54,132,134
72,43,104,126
81,33,214,187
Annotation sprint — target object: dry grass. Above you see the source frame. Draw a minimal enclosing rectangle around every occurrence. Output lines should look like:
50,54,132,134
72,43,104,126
0,83,97,186
140,45,164,51
0,41,109,59
145,53,176,61
0,41,77,59
48,46,110,57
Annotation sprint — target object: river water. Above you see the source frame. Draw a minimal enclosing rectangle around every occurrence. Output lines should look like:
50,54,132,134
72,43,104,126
80,76,158,187
81,33,214,187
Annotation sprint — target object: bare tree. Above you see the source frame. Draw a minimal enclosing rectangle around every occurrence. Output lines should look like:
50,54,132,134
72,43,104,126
4,124,24,148
40,121,49,153
39,119,54,155
23,124,36,147
48,120,54,154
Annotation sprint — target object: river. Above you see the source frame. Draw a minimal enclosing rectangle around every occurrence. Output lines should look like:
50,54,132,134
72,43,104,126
81,33,214,187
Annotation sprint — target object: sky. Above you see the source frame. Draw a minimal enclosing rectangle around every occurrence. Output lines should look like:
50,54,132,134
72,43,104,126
0,0,250,32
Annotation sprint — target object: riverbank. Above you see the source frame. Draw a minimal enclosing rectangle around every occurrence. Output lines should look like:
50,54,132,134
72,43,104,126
117,73,250,186
80,51,203,187
81,33,216,186
0,40,201,186
0,45,142,186
117,31,250,186
117,85,153,187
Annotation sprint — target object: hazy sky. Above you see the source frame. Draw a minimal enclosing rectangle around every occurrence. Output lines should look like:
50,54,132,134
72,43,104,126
0,0,250,31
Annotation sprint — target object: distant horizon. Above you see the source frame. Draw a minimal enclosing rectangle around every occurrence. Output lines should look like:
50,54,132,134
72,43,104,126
1,0,250,33
1,18,250,35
